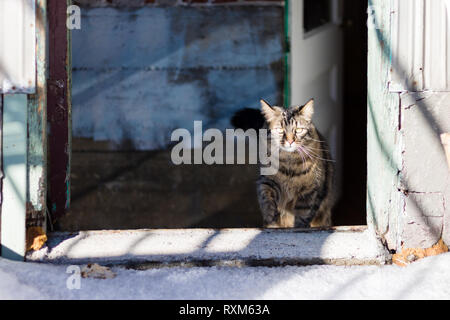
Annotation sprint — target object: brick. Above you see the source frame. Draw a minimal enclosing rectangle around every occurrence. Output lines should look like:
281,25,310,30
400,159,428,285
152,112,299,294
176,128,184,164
400,92,450,193
401,192,445,248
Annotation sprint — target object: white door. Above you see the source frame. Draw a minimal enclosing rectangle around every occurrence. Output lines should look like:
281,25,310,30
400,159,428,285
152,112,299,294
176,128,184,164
289,0,343,196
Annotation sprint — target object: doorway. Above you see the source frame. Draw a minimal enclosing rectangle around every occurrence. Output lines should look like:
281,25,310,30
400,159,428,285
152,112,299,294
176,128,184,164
57,0,368,230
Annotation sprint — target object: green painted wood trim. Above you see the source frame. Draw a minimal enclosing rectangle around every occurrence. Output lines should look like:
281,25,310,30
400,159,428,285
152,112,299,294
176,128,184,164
283,0,291,107
26,0,48,233
1,0,48,260
1,94,28,260
0,95,2,254
67,0,73,213
367,0,402,251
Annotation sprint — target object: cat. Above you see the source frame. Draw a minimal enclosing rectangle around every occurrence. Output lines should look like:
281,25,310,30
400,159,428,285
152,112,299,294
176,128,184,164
255,99,335,228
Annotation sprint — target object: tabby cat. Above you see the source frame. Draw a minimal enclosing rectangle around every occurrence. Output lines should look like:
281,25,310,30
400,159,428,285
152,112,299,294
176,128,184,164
256,99,335,228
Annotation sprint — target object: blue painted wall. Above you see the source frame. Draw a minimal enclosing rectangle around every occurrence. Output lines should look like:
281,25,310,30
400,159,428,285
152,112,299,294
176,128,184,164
72,6,284,150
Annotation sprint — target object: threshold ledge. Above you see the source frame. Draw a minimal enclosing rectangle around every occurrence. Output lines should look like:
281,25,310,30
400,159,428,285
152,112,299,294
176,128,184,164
26,226,389,268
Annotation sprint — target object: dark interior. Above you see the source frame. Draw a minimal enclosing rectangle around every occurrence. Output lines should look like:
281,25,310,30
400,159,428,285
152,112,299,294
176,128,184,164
333,0,368,226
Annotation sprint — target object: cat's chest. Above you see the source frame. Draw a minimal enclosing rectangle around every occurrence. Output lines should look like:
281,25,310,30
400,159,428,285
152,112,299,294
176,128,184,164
272,161,320,196
272,172,308,196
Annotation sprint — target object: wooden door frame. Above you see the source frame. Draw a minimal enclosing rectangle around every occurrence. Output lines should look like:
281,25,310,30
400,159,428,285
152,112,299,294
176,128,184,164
5,0,422,262
1,0,48,260
2,0,377,262
0,0,71,260
47,0,72,226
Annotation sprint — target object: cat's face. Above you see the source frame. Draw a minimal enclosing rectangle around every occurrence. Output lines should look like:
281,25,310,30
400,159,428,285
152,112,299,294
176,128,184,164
261,99,314,153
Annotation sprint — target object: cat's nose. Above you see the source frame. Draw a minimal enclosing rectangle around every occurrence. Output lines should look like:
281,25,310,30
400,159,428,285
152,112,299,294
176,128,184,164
285,133,295,146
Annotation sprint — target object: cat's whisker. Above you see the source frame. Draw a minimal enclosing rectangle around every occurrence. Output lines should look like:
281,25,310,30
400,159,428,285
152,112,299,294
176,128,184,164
296,146,308,170
304,152,335,163
303,146,329,152
298,146,315,163
299,152,306,170
300,148,315,161
302,143,328,150
302,146,323,156
304,147,329,157
301,145,326,160
304,137,327,143
303,146,336,162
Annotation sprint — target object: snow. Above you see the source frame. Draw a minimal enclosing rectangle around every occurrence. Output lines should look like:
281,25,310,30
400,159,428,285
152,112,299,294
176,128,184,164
1,252,450,299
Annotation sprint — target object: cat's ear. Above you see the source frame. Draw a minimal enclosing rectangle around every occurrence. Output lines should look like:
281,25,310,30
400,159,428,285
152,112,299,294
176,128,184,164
260,99,281,122
300,99,314,122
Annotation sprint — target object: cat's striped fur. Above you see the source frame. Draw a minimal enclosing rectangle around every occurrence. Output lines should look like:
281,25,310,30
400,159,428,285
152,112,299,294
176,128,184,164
257,99,335,228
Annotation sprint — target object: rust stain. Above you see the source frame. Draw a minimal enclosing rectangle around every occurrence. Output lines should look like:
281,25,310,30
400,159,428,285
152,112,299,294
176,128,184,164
392,239,448,267
26,202,45,224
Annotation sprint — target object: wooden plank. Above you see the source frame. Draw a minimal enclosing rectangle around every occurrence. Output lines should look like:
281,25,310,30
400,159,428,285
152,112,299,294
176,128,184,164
26,0,48,235
283,0,290,106
0,95,3,254
367,0,402,251
1,94,28,260
0,0,47,259
47,0,72,222
0,0,36,94
389,0,450,92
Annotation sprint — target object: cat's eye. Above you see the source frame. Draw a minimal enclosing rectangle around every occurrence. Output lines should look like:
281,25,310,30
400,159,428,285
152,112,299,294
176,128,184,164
274,128,284,133
296,128,306,134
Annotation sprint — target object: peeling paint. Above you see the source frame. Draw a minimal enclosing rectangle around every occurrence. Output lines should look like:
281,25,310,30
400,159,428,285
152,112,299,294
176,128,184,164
26,0,48,235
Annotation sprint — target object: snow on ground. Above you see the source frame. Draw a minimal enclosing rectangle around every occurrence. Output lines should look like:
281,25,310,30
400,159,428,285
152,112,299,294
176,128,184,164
1,253,450,299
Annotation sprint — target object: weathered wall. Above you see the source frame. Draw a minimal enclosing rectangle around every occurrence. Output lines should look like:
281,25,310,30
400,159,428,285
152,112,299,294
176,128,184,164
399,93,450,248
1,0,48,259
71,3,284,150
65,1,284,230
369,0,450,251
367,0,402,251
391,0,450,249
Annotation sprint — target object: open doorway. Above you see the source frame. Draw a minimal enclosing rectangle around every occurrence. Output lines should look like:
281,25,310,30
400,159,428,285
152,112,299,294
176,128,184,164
334,0,367,226
57,0,367,231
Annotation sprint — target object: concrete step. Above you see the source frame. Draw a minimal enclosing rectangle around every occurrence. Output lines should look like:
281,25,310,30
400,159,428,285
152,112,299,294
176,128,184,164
26,226,390,268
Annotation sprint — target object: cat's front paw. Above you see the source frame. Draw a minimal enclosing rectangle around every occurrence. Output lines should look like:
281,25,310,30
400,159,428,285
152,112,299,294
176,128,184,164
264,222,281,228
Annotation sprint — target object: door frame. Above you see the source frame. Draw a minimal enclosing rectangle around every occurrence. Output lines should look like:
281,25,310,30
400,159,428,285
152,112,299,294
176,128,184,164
0,0,72,260
1,0,414,261
0,0,49,260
